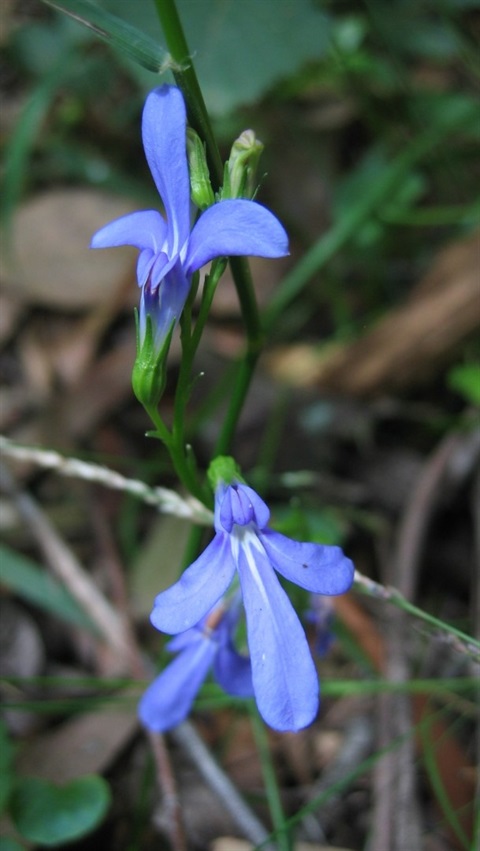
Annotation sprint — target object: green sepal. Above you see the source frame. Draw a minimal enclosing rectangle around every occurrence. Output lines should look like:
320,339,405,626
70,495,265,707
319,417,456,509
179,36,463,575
131,310,175,409
186,128,215,210
207,455,244,491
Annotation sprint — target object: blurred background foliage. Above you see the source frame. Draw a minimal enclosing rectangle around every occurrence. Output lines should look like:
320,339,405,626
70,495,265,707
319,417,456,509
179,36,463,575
2,0,479,340
1,1,479,848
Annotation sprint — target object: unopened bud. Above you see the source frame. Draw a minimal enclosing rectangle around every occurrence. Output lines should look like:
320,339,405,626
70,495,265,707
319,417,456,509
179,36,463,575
131,311,174,409
226,130,264,199
187,128,215,210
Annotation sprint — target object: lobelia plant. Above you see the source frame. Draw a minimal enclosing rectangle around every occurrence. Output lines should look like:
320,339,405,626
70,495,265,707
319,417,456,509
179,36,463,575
91,82,354,735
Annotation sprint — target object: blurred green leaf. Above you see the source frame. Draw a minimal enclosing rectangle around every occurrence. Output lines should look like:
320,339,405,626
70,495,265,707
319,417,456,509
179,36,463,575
98,0,333,114
447,363,480,405
0,545,97,633
10,776,111,847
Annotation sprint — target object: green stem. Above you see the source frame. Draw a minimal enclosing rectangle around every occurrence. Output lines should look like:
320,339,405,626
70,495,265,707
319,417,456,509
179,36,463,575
145,403,206,503
250,708,293,851
152,0,264,452
152,0,223,185
354,571,480,661
214,350,259,457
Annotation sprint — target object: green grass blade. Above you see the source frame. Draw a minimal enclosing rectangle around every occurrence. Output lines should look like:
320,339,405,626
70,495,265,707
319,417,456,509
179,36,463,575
1,51,77,224
0,544,97,633
42,0,174,73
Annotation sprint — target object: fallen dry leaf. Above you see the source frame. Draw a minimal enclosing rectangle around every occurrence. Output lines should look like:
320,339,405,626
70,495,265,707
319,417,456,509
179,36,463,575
1,188,137,310
16,705,138,783
265,229,480,396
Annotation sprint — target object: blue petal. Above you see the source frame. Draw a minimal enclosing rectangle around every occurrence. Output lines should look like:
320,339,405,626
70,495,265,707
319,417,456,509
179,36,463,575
138,637,216,732
142,86,191,256
214,644,254,698
185,199,289,273
148,251,172,290
137,250,154,287
260,530,355,595
166,621,206,652
139,258,191,349
90,210,167,251
236,532,319,732
150,533,235,634
218,483,270,532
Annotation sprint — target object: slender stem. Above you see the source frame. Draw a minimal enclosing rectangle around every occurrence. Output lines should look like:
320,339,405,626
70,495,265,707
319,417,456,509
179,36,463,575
152,0,264,451
152,0,223,185
354,571,480,661
229,256,264,352
190,259,227,353
214,349,259,456
145,404,206,503
250,708,293,851
172,720,275,849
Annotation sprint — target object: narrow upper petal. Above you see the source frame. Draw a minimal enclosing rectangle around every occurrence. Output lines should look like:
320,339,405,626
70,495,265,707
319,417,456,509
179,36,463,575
142,86,191,256
235,531,319,732
217,483,270,533
136,250,152,287
138,637,216,732
90,210,167,251
185,199,289,273
150,533,235,634
260,530,355,595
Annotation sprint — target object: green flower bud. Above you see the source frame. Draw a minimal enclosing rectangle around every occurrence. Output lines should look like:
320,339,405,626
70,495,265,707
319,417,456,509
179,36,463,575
131,311,174,410
226,130,264,199
186,128,215,210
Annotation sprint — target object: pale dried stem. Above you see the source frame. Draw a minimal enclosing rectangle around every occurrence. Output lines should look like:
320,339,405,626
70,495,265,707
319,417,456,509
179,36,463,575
172,721,276,849
0,461,133,665
301,716,373,841
0,435,212,524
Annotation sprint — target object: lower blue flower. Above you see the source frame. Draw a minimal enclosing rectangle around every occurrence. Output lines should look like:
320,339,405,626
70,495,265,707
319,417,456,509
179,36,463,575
149,479,355,733
139,602,252,733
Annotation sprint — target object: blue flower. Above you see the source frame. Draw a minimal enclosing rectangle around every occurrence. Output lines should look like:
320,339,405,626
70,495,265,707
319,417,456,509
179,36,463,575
139,601,252,733
149,481,355,732
91,85,288,350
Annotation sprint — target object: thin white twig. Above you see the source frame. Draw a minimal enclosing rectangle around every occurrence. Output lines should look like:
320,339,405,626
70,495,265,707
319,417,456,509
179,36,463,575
0,461,133,665
0,436,212,525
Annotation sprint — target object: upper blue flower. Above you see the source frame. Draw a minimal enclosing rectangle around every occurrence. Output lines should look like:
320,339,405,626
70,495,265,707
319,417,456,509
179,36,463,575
91,85,288,350
149,480,355,733
139,600,253,733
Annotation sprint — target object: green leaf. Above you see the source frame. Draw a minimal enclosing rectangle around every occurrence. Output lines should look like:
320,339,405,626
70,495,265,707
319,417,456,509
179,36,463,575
42,0,173,73
98,0,333,114
447,363,480,405
0,545,97,633
10,776,111,847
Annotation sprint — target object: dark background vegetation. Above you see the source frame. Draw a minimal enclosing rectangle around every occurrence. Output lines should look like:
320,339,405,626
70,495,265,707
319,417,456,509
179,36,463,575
1,1,479,849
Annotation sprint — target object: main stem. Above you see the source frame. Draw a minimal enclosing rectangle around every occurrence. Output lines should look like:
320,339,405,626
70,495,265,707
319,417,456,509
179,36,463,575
152,0,263,454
